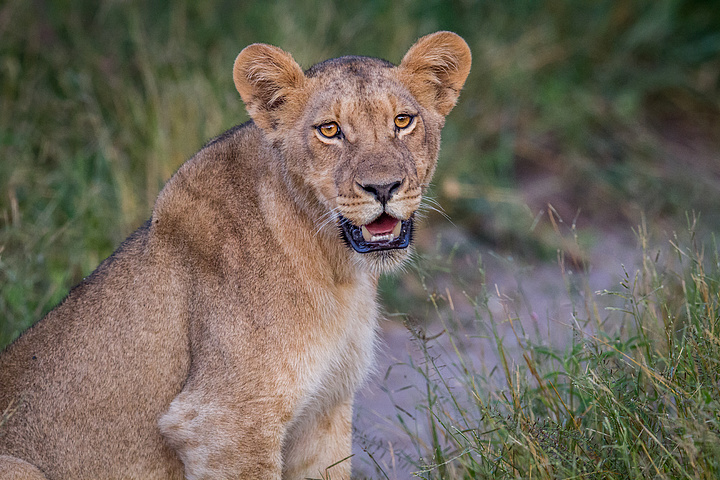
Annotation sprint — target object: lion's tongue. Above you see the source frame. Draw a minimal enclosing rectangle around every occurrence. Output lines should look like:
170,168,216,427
361,214,401,242
366,214,399,235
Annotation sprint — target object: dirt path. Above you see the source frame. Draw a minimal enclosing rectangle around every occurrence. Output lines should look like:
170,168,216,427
351,226,640,478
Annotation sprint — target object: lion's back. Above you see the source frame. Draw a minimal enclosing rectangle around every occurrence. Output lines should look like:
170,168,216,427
0,124,270,478
0,221,190,478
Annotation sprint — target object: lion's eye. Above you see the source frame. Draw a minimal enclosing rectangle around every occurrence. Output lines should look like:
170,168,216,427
317,122,340,139
394,114,413,129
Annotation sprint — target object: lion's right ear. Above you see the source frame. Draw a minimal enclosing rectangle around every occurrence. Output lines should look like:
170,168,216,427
233,44,305,130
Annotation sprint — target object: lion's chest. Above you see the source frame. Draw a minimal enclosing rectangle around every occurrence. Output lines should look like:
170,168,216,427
290,276,379,418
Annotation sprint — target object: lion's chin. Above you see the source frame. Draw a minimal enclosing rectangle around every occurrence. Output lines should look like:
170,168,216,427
339,214,413,254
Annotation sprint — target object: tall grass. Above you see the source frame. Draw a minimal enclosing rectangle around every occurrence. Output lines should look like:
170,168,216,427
360,218,720,479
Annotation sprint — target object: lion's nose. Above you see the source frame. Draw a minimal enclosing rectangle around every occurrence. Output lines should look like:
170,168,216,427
359,180,403,205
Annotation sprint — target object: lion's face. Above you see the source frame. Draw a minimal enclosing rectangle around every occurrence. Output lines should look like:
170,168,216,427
233,33,471,273
289,58,445,271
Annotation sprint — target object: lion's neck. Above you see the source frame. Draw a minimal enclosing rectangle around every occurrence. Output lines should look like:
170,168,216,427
259,155,369,288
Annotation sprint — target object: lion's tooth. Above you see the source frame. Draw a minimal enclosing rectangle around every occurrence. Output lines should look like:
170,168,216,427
392,220,402,238
361,226,372,242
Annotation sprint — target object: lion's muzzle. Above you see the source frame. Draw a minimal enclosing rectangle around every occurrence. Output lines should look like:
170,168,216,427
339,213,413,253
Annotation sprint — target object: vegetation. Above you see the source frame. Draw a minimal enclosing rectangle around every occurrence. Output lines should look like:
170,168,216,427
359,219,720,479
1,0,719,477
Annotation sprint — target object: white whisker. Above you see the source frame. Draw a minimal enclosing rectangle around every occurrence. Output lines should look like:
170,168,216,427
418,201,455,226
313,207,342,237
422,195,446,211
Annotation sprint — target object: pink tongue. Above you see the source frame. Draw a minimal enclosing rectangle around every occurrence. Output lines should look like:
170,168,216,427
365,214,399,236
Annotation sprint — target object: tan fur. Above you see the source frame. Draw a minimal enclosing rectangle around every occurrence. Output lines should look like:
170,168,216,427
0,32,470,479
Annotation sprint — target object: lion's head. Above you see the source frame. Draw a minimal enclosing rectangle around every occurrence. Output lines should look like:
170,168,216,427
233,32,471,273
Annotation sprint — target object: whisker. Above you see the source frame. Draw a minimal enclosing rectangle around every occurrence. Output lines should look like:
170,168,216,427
422,195,446,211
313,207,342,237
319,209,341,231
316,207,339,225
418,202,455,226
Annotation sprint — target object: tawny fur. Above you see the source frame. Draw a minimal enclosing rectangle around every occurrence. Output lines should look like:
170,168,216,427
0,32,470,480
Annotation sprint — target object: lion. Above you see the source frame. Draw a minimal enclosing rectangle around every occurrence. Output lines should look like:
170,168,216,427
0,31,471,479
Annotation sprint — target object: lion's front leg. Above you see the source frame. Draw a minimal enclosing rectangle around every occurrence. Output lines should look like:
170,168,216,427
282,399,354,480
159,389,291,480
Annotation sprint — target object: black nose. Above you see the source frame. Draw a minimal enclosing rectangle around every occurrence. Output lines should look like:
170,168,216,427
359,181,403,205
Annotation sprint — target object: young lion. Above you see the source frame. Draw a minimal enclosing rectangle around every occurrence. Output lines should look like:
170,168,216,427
0,32,471,479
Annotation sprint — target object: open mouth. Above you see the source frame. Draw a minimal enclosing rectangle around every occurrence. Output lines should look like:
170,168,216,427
339,213,413,253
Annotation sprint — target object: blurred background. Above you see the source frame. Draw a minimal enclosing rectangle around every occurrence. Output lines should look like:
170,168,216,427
1,0,719,472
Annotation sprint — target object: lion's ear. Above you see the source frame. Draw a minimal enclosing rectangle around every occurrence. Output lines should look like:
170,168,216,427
398,32,471,116
233,43,305,130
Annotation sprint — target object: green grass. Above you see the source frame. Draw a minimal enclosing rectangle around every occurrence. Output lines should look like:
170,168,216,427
360,219,720,479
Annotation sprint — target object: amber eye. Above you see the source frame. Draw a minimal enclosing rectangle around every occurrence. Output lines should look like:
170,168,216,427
394,114,413,129
317,122,340,139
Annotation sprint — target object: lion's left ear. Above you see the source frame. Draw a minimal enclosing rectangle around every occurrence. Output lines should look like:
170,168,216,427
398,31,472,116
233,43,305,130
